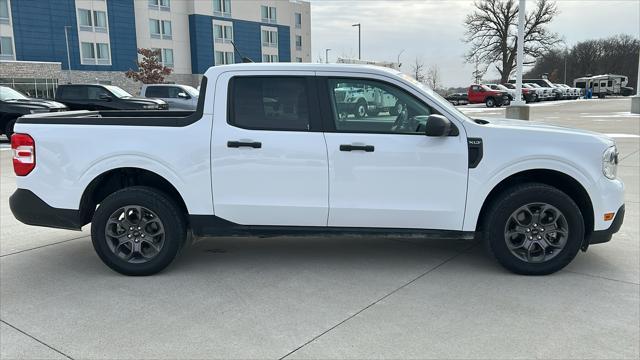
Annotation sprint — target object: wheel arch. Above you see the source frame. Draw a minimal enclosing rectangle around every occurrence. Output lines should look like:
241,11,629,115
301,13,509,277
474,169,594,240
78,167,189,226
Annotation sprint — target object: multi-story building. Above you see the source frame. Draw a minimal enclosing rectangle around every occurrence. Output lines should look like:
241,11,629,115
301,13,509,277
0,0,311,96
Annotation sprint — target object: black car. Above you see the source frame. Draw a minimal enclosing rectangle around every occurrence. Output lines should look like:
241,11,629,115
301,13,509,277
445,93,468,106
55,84,168,111
0,86,68,139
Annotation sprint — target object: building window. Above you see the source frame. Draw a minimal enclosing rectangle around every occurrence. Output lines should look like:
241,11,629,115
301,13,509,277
294,12,301,28
262,54,278,63
0,36,14,60
214,24,233,43
295,35,302,51
215,51,234,65
148,0,170,11
162,48,174,67
0,78,59,99
93,11,107,32
261,5,277,24
0,0,10,24
261,29,277,47
149,19,171,39
78,9,108,33
81,42,110,65
213,0,231,17
295,57,302,63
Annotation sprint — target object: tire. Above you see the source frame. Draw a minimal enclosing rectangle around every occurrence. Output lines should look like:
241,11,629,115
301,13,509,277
354,99,367,118
482,183,584,275
485,97,496,108
4,118,16,140
91,186,186,276
503,98,510,106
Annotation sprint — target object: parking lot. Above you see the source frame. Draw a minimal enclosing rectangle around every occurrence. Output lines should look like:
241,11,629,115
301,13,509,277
1,98,638,359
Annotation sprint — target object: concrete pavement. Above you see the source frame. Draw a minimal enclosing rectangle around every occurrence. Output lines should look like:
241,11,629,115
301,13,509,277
1,98,638,359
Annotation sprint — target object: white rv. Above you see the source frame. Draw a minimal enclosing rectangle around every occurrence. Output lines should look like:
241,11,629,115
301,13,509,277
573,74,633,98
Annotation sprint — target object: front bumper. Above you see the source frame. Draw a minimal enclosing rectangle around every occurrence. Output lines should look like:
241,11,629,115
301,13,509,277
9,189,83,230
588,204,625,245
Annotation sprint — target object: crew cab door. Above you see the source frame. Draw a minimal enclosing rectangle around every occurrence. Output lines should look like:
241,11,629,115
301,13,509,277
210,72,329,226
319,76,468,230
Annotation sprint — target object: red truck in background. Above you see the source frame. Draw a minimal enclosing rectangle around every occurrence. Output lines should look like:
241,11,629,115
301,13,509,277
467,84,511,108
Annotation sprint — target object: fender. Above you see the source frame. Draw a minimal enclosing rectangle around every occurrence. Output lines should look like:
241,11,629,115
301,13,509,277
463,157,598,232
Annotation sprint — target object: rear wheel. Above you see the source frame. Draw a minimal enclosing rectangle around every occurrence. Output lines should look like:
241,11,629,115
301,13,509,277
354,100,367,118
482,183,584,275
91,186,186,276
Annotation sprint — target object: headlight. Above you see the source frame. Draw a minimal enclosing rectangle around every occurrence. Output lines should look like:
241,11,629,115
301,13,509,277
142,104,158,109
602,146,619,179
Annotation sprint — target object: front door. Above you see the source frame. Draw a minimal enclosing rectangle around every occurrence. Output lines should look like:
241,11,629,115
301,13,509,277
211,73,329,226
321,77,469,230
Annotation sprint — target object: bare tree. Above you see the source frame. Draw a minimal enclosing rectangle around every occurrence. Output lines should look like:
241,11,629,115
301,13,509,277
463,0,562,83
426,64,442,90
125,48,172,84
411,57,426,83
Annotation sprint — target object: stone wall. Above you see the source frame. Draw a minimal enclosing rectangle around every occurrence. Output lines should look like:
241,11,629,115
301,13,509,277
1,60,203,96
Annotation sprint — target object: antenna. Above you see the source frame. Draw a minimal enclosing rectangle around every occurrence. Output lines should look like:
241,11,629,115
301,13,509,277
229,41,254,63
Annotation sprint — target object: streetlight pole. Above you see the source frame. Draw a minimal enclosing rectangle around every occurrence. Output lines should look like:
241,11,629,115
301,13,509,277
397,49,404,69
506,0,530,120
325,48,331,64
352,23,361,60
632,50,640,114
64,26,72,84
563,48,568,85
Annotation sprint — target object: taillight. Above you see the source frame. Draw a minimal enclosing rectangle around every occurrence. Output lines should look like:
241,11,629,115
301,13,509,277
11,133,35,176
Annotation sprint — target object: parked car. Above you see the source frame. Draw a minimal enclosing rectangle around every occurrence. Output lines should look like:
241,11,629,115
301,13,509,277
526,83,554,101
445,93,468,106
485,84,516,101
10,63,624,277
0,86,67,139
55,84,168,111
140,84,199,110
502,83,538,103
522,78,564,100
467,84,510,107
555,84,581,99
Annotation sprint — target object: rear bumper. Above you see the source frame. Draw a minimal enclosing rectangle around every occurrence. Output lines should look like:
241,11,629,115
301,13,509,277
588,204,625,245
9,189,83,230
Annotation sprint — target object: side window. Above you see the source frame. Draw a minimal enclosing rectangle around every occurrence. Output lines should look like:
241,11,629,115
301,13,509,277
229,77,310,131
166,87,184,98
327,78,437,134
145,86,169,98
59,86,86,100
87,86,110,100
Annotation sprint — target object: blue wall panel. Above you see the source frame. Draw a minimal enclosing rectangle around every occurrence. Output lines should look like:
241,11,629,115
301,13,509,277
189,14,214,74
277,25,291,63
10,0,137,71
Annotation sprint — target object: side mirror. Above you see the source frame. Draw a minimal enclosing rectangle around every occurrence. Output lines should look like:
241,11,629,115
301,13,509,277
425,114,454,137
177,92,190,99
99,94,112,101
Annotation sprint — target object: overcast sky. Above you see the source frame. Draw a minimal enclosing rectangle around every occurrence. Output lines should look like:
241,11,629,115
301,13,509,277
310,0,640,87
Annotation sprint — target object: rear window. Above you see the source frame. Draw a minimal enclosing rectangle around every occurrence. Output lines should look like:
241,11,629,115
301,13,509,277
145,86,170,98
229,77,310,131
58,86,86,100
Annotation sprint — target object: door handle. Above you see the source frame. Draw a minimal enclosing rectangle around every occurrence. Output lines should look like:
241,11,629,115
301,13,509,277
227,141,262,149
340,144,374,152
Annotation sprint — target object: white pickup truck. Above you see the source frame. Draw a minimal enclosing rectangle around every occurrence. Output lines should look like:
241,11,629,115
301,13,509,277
9,64,624,276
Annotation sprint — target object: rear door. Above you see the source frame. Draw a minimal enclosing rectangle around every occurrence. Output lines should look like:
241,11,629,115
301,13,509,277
210,72,329,226
319,75,468,230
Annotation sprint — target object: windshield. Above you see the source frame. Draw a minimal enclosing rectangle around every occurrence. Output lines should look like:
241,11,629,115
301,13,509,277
529,83,541,88
0,87,29,101
104,85,133,98
182,85,199,97
398,73,471,122
494,84,509,91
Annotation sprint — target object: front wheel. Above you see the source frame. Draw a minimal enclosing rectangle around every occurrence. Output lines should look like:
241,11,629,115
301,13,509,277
485,97,496,107
91,186,186,276
482,183,584,275
354,100,367,118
